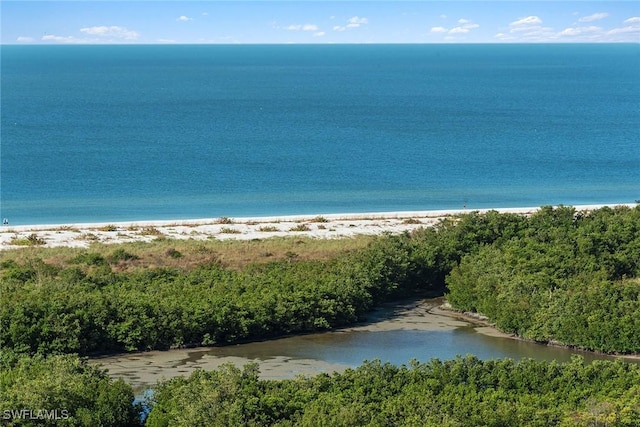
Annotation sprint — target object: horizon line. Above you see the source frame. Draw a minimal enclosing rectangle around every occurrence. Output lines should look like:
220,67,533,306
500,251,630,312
3,41,640,46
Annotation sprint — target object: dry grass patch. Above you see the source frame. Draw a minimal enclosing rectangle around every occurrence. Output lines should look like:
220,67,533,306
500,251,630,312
140,226,163,236
0,235,375,272
79,233,99,241
402,218,422,224
289,224,311,232
310,216,329,223
55,226,81,232
219,227,241,234
9,234,46,246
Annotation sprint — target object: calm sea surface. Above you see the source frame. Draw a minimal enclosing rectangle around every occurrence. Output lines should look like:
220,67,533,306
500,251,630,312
2,44,639,225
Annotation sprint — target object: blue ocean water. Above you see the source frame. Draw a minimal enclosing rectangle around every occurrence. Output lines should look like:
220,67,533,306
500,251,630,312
1,44,639,225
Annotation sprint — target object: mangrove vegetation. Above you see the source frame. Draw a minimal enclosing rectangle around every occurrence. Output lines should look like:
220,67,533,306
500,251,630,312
1,205,639,425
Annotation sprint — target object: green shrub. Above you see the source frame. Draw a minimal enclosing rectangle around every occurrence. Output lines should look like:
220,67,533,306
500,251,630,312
71,252,107,266
0,350,141,427
146,357,640,427
108,248,139,263
165,248,183,258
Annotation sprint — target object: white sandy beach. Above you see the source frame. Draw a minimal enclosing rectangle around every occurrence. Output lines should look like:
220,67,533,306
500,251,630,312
0,204,633,251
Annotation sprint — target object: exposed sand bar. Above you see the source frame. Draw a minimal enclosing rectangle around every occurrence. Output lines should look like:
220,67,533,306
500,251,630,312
1,204,633,250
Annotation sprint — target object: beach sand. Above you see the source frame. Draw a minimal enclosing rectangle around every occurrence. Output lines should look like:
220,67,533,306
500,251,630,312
1,204,629,251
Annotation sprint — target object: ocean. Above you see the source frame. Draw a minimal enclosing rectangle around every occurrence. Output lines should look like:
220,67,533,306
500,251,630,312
1,44,639,225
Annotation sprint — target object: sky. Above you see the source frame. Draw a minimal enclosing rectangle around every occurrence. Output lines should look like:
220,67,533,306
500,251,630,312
2,1,639,44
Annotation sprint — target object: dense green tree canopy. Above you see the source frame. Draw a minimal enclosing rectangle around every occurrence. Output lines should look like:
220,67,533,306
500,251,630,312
2,206,639,355
446,206,640,353
0,350,140,426
2,205,639,426
146,357,640,427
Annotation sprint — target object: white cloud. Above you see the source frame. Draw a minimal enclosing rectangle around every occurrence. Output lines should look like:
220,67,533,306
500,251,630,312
510,16,542,28
314,32,326,37
499,11,638,42
333,16,368,31
80,26,139,40
508,16,546,37
41,34,82,43
605,16,640,39
430,26,447,33
348,16,368,26
285,24,319,32
16,36,35,43
201,12,209,17
502,15,557,41
177,16,193,22
578,12,609,23
558,27,580,37
442,19,479,36
449,27,469,34
559,26,601,37
520,27,556,40
607,26,640,35
40,25,140,44
494,33,515,41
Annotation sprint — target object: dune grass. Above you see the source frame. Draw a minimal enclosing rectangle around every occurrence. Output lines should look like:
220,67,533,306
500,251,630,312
0,235,375,271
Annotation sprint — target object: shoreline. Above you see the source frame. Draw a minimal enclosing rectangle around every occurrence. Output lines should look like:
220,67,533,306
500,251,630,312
88,298,507,393
91,298,638,396
1,204,631,230
1,204,634,251
436,303,640,361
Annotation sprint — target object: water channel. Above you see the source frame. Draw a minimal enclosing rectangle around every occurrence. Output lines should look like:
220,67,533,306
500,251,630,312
91,298,635,397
